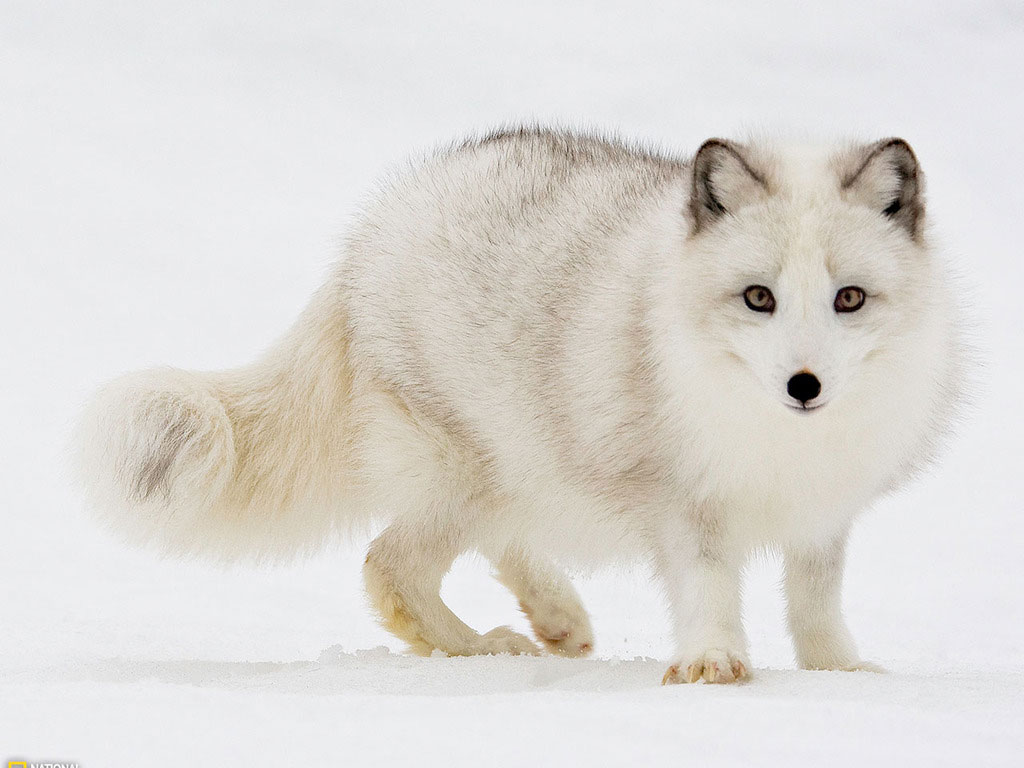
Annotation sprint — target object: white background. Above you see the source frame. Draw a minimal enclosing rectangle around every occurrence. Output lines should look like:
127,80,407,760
1,1,1022,765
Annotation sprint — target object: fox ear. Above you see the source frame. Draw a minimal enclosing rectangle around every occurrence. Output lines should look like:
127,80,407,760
690,139,768,233
842,138,924,239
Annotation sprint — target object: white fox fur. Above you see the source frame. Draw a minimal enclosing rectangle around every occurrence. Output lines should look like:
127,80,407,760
76,128,963,683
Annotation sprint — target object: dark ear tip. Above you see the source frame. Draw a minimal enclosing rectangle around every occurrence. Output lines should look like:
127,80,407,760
697,137,732,151
877,137,919,170
694,138,734,161
879,136,914,152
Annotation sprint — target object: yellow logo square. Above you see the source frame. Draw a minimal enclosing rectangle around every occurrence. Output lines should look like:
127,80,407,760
9,762,27,768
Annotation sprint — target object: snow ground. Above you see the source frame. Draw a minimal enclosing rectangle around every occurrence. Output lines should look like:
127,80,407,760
1,1,1023,765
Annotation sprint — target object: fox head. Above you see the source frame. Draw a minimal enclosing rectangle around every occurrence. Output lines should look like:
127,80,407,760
677,136,948,420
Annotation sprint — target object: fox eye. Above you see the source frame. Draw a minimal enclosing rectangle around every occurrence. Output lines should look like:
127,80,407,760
834,286,866,313
743,285,775,313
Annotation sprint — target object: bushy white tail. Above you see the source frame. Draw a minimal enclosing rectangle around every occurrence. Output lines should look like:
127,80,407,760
75,289,359,561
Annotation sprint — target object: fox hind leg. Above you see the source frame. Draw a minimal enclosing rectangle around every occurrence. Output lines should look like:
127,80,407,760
363,520,539,657
493,547,594,657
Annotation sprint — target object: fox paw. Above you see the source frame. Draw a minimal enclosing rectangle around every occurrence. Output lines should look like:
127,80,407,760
472,626,541,656
663,649,750,685
799,657,886,673
520,599,594,657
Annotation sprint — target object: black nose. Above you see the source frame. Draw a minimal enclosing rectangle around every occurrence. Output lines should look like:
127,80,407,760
787,372,821,404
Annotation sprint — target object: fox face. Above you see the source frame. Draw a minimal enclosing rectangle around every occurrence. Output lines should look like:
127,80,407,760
680,138,934,419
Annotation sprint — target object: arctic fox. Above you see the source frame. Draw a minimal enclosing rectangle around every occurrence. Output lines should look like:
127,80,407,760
77,128,963,684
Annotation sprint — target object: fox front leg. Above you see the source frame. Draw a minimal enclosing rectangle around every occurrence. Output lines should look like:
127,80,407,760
652,510,750,685
784,533,883,673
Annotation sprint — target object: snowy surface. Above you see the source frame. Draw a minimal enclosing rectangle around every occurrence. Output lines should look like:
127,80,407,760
2,1,1023,765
